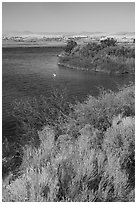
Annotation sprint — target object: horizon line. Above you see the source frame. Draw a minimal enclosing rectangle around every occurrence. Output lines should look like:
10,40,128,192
3,30,135,34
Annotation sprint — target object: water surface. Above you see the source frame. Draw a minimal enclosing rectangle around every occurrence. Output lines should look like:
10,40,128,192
3,47,135,141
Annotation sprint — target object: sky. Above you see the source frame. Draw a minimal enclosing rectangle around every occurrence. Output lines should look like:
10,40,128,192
2,2,135,33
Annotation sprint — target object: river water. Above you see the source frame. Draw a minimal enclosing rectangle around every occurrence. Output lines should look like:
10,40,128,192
2,46,135,142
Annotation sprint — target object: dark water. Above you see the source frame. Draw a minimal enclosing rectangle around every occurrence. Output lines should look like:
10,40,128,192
3,47,135,142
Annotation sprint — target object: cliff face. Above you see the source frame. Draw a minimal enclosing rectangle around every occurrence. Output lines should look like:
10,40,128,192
58,40,135,75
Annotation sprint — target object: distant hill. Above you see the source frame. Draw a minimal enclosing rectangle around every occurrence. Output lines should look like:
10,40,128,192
113,32,135,36
3,30,135,38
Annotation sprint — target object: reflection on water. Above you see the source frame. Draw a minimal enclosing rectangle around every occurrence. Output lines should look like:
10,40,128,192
2,47,135,141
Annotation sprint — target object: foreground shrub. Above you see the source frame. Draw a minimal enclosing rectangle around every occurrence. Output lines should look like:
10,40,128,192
3,85,135,201
73,85,134,131
102,117,135,201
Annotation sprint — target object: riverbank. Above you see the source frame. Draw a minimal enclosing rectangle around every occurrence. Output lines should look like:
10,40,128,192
58,39,135,74
58,62,121,74
3,84,135,202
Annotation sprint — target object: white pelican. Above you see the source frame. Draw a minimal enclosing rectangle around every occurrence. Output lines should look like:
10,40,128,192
53,73,57,77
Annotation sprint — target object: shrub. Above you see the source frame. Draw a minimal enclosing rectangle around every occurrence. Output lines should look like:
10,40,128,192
59,40,135,74
73,85,134,131
101,117,135,201
64,40,77,54
100,37,117,47
3,85,135,201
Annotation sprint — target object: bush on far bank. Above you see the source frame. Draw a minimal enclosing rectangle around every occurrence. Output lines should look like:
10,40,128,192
64,40,77,54
59,39,135,74
100,37,117,47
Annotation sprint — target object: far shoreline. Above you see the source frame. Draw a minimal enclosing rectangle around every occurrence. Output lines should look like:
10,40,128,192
58,62,135,76
2,40,66,48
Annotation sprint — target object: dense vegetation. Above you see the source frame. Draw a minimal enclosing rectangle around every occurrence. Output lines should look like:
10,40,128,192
58,38,135,74
3,84,135,201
